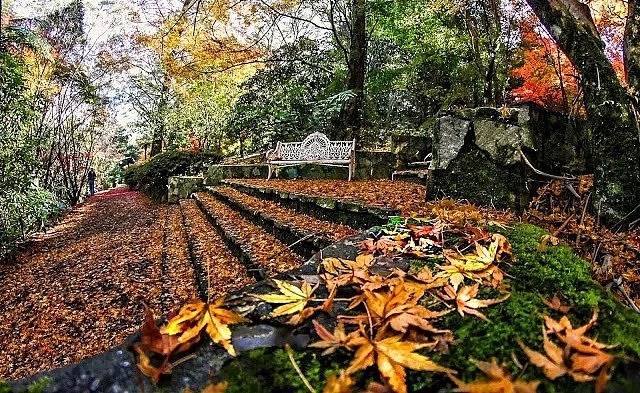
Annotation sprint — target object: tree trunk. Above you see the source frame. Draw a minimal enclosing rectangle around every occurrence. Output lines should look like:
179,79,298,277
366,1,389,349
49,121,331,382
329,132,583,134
151,75,170,157
625,1,640,90
525,0,640,226
344,0,366,146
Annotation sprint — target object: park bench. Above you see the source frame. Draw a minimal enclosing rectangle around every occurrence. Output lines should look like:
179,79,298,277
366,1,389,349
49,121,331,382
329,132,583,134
266,132,356,181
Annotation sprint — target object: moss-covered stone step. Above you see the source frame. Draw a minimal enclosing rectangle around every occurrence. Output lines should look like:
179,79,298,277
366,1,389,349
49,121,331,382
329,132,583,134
207,185,359,260
161,204,199,312
10,223,640,393
222,179,399,229
193,192,304,279
179,199,256,299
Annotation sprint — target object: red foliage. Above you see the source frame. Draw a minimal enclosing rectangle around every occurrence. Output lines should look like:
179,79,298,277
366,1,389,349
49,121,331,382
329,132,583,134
509,16,581,113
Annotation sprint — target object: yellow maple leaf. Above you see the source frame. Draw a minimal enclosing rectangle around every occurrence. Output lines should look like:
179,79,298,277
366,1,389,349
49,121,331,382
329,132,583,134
253,279,318,318
323,370,355,393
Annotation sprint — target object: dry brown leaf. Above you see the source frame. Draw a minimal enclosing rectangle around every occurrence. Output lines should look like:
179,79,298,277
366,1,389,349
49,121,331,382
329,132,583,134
161,298,248,356
543,310,616,354
201,381,229,393
518,333,570,380
346,333,454,393
310,320,357,355
539,294,572,313
323,371,355,393
519,316,615,389
537,235,560,252
134,345,171,383
440,284,510,322
449,358,540,392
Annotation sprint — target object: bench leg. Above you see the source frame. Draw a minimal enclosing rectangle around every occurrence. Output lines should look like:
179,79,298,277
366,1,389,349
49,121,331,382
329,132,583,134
267,165,272,180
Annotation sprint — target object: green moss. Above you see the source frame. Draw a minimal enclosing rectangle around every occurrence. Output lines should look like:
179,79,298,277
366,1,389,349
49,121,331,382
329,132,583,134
220,347,347,393
410,223,640,391
408,257,442,275
0,377,51,393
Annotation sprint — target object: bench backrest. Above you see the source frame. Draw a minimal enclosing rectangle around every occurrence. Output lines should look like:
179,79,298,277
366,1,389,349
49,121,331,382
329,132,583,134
275,132,355,161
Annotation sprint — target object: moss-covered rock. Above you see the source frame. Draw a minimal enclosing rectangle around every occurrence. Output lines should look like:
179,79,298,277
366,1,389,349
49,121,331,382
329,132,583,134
429,149,527,212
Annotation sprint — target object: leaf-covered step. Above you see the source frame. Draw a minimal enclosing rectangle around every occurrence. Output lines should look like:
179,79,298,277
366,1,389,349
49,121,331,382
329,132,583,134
221,179,398,229
207,185,359,259
161,205,199,313
179,199,256,300
193,192,304,278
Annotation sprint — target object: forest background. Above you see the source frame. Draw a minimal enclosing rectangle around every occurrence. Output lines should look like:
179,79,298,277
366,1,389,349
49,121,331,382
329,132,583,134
0,0,636,254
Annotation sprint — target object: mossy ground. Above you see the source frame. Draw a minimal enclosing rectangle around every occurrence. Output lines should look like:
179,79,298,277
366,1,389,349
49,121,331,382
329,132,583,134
0,378,50,393
219,223,640,392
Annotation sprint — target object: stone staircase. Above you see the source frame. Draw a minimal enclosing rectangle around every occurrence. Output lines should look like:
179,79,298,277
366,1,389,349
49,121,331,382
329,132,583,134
166,180,396,302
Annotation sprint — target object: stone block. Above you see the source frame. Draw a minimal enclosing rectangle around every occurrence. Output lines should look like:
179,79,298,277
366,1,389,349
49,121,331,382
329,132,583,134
433,116,471,169
168,176,204,203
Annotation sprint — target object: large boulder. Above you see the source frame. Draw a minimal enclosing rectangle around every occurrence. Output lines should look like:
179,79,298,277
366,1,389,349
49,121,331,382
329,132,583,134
432,116,472,169
474,120,534,165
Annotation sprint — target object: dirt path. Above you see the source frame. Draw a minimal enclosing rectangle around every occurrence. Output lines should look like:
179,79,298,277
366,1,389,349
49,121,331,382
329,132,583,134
0,188,192,380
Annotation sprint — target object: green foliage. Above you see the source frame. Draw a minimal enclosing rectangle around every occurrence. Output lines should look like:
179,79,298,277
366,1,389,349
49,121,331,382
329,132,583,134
0,377,51,393
227,38,336,154
408,223,640,391
0,52,62,254
166,75,242,153
124,150,222,201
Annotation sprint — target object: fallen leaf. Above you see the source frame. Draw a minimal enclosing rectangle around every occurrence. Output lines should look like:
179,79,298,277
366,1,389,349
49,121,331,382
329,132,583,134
449,358,540,392
323,370,355,393
346,332,454,393
161,298,248,356
440,284,510,321
539,294,572,313
253,279,318,318
201,381,229,393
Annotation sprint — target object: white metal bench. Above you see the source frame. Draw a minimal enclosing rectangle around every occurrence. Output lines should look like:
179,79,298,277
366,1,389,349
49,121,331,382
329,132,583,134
266,132,356,181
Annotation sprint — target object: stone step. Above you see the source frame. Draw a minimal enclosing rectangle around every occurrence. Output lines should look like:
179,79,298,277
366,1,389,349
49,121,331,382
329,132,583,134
221,179,399,229
179,199,256,300
161,205,199,312
193,192,304,279
207,185,359,259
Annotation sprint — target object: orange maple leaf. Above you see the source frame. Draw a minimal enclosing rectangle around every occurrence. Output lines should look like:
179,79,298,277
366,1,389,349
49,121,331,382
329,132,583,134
539,293,572,313
518,313,615,391
346,331,455,393
161,298,248,356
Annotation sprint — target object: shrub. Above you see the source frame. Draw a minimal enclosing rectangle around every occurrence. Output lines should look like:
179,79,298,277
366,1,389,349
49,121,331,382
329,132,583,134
124,150,222,201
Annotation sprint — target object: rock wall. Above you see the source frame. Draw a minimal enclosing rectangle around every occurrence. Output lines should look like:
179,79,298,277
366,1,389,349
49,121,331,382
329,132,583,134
429,104,588,212
168,176,204,203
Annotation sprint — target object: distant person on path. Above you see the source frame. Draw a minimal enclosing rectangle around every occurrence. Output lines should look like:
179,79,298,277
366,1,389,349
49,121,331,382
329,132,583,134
88,168,97,196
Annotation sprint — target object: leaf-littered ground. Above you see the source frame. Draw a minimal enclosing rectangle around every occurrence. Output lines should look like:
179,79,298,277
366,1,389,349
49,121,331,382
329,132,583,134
0,188,198,380
2,179,638,389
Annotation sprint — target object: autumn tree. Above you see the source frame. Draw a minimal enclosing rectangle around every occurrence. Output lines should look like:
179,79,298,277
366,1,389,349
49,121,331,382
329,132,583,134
524,0,640,226
508,14,581,113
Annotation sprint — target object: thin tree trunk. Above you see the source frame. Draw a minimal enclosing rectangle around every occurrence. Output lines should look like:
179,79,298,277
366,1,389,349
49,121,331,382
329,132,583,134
344,0,366,146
